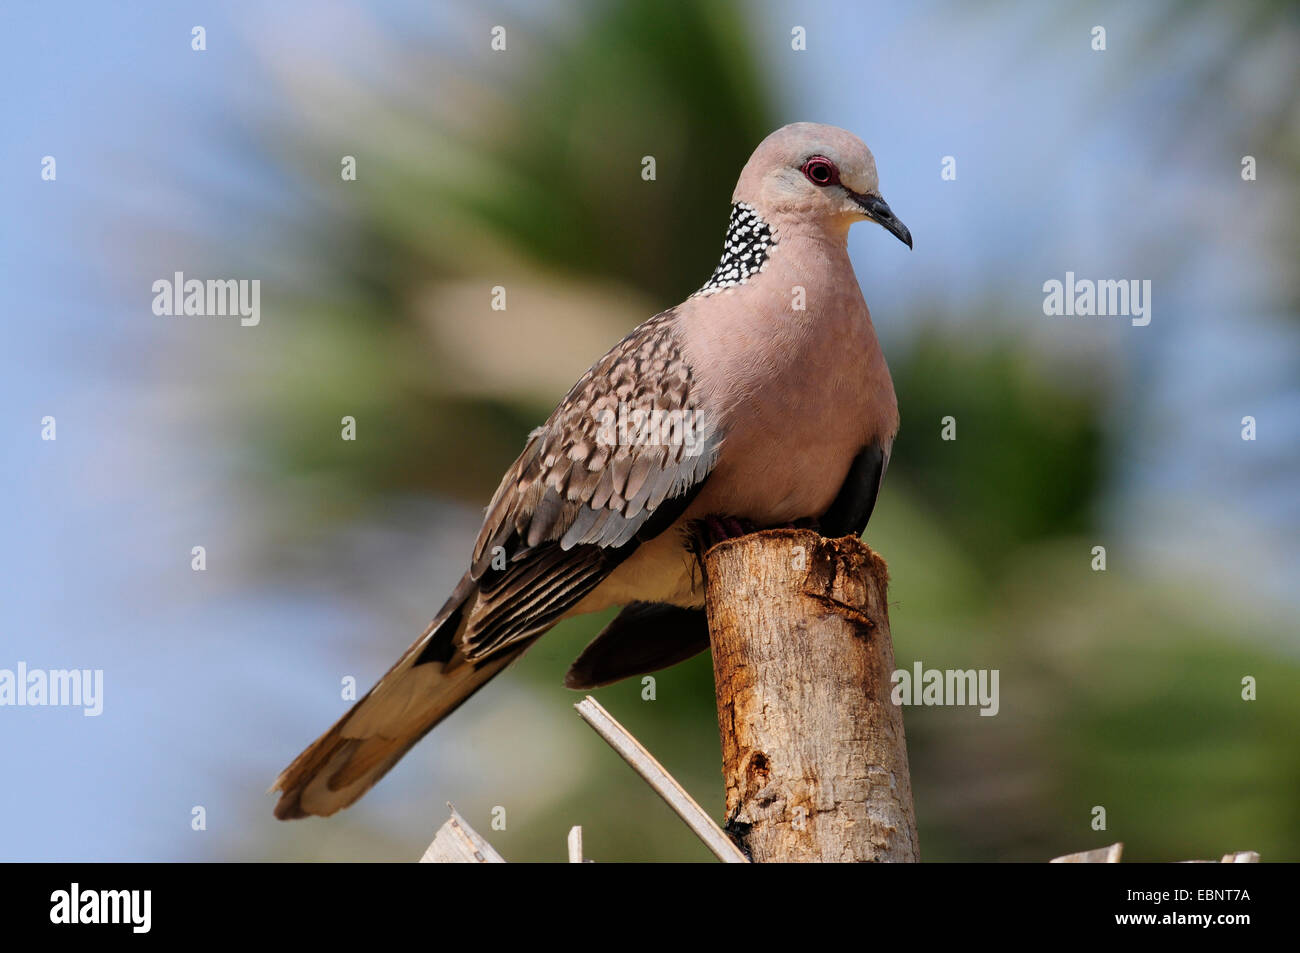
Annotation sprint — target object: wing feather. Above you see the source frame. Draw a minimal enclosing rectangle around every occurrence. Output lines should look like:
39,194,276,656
460,309,721,660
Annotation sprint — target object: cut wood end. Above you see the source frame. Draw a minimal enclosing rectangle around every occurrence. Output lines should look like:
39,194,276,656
699,529,889,582
699,527,826,560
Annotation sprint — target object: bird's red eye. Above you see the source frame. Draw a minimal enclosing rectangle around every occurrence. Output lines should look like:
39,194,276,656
801,156,838,186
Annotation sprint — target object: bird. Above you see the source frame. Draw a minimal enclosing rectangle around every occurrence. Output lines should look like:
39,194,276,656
272,122,912,819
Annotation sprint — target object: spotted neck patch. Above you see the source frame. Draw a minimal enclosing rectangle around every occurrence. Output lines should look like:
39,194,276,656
693,202,776,297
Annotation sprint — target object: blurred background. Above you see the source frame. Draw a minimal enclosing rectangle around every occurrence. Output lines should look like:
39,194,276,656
2,0,1297,862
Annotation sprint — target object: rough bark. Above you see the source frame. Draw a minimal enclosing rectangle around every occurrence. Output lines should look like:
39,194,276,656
703,529,919,862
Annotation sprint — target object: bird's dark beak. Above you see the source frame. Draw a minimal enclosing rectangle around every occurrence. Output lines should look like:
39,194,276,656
852,191,912,249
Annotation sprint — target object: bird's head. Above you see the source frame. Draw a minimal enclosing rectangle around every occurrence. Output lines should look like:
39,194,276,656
733,122,912,249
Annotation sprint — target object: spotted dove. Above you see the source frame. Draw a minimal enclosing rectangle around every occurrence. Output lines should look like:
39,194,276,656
273,122,912,818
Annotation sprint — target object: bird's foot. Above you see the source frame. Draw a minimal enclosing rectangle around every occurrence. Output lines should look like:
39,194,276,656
722,515,759,538
696,515,760,551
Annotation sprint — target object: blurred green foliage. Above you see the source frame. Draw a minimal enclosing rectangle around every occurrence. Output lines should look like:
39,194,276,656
890,331,1106,577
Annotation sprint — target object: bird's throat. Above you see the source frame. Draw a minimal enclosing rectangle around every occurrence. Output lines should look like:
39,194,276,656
694,202,776,297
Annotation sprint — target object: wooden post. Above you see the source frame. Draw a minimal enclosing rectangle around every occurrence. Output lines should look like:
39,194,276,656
703,529,919,862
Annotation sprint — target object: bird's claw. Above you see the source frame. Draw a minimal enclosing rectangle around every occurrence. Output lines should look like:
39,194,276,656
697,515,760,550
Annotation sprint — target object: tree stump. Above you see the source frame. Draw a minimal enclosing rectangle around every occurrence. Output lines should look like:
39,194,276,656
702,529,919,862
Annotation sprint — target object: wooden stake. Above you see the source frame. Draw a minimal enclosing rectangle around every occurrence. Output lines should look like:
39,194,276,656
703,529,919,862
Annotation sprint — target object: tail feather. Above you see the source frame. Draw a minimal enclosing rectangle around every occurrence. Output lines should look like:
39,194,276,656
271,575,527,820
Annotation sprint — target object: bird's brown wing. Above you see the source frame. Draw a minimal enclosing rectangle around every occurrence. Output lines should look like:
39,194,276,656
459,308,720,659
272,309,721,820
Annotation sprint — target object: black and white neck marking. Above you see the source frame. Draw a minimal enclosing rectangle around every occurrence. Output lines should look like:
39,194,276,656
693,202,776,297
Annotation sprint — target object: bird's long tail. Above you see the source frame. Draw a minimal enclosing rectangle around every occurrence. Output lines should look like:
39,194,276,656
271,574,527,820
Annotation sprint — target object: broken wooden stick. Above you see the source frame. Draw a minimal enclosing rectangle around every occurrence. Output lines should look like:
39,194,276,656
419,803,506,863
1049,842,1261,863
575,695,748,863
